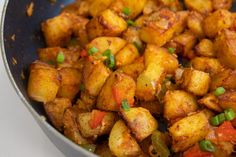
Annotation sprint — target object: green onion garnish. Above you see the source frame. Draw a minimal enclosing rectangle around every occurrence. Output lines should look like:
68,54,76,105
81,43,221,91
121,99,130,111
210,116,220,126
102,49,115,69
199,140,215,152
224,108,236,121
56,51,65,64
214,87,225,96
218,113,226,124
80,84,85,92
168,47,176,54
122,7,131,16
88,47,98,55
127,20,136,26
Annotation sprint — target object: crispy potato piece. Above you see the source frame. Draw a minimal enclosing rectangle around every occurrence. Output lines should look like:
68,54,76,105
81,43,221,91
28,61,60,103
89,0,114,17
139,8,178,46
159,0,183,11
109,0,147,19
41,13,73,47
97,72,136,111
191,57,223,75
198,94,223,112
121,107,158,141
218,91,236,112
62,0,90,17
143,0,160,15
184,0,213,15
164,90,198,121
169,111,210,152
180,69,211,96
210,69,236,90
109,120,142,157
214,29,236,69
95,141,115,157
82,61,111,96
187,11,205,39
86,9,127,40
175,11,189,35
195,39,215,57
115,44,140,67
78,92,96,111
203,9,233,38
77,110,116,138
44,98,72,131
212,0,232,10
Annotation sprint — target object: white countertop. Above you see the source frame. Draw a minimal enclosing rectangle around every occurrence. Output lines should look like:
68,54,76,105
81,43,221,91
0,1,65,157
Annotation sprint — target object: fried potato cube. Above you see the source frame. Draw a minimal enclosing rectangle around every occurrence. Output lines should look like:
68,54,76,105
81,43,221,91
169,111,210,152
77,110,116,138
41,13,73,47
212,0,232,10
97,72,136,111
109,120,142,157
89,0,114,17
121,107,158,141
62,0,90,17
203,9,233,38
164,90,198,121
191,57,223,75
218,91,236,113
139,8,178,46
28,61,60,103
180,69,211,96
187,11,205,39
159,0,183,11
78,92,96,111
115,44,140,67
184,0,213,15
86,9,127,40
198,94,223,112
82,61,111,96
175,11,189,35
214,29,236,69
195,39,215,57
44,98,72,131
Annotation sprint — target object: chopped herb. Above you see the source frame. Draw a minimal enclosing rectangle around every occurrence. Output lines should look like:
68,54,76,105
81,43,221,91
121,99,130,111
168,47,176,54
88,47,98,55
210,116,220,126
122,7,131,16
102,49,115,69
133,41,143,53
199,140,215,152
127,20,136,26
224,108,236,121
214,87,225,96
56,51,65,64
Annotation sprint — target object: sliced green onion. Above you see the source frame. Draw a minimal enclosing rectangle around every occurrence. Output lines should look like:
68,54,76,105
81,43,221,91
218,113,226,124
56,51,65,64
102,49,111,56
214,87,225,96
210,116,220,126
199,140,215,152
127,19,136,26
80,144,96,153
80,84,85,92
151,130,170,157
102,49,115,69
168,47,176,54
121,99,130,111
122,7,131,16
88,47,98,55
224,108,236,121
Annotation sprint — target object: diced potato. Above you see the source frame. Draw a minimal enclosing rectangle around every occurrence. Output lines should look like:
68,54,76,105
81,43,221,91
191,57,223,75
77,110,116,138
175,11,189,35
89,0,114,17
159,0,183,12
169,111,210,152
97,72,136,111
86,9,127,40
214,29,236,69
28,61,60,103
218,91,236,112
195,39,215,57
83,61,111,96
214,141,234,157
143,0,160,15
109,0,147,19
57,85,80,101
187,11,205,39
212,0,232,10
203,9,233,38
121,107,158,141
95,141,115,157
62,0,90,17
41,13,73,47
79,92,97,111
164,90,198,121
139,8,178,46
44,98,71,131
184,0,213,15
198,94,223,112
109,120,142,157
180,69,211,96
115,44,140,67
210,69,236,90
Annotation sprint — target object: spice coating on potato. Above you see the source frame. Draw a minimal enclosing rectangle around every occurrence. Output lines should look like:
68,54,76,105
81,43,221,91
195,39,215,57
184,0,213,15
218,91,236,112
187,11,205,39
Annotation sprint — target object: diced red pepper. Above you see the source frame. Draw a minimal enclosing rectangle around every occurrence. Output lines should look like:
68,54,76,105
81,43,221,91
89,110,106,129
183,144,213,157
80,49,88,57
215,121,236,143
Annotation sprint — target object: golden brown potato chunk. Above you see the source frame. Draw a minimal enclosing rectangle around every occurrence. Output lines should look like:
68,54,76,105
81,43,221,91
169,111,210,152
28,61,60,103
41,13,73,47
191,57,223,75
180,69,211,96
89,0,114,17
109,120,142,157
121,107,158,141
62,0,90,17
218,91,236,112
139,8,178,46
184,0,213,15
115,44,140,67
187,11,205,39
198,94,223,112
203,9,233,38
212,0,232,10
77,110,116,138
82,61,111,96
44,98,72,131
78,92,96,111
175,11,189,35
86,9,127,40
214,29,236,69
97,72,136,111
164,90,198,121
195,39,215,57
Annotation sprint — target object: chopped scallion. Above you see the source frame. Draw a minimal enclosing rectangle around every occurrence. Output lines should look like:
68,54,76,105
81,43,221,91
214,87,225,96
127,19,136,26
121,99,130,111
102,49,115,69
56,51,65,64
88,47,98,55
210,116,220,126
199,140,215,152
168,47,176,54
122,7,131,16
224,108,236,121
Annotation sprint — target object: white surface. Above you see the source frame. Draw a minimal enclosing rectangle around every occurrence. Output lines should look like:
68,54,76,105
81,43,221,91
0,1,65,157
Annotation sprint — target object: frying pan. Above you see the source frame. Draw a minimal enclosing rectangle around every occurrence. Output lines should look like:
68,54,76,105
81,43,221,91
1,0,236,157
